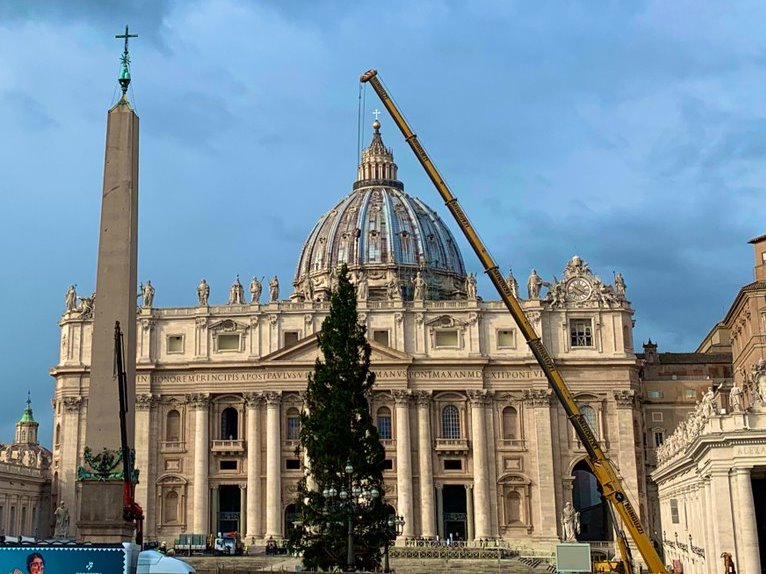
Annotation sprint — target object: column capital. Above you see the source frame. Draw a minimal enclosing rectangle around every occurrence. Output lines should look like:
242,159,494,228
467,389,491,405
613,389,636,408
135,393,159,411
522,389,551,407
187,393,210,409
392,389,412,405
243,392,262,407
263,391,282,406
415,391,432,407
62,396,84,412
732,466,753,476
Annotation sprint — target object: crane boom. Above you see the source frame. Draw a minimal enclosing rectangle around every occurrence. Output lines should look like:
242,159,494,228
360,68,666,574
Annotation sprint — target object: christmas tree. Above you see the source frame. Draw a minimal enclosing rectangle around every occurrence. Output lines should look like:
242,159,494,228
289,264,389,571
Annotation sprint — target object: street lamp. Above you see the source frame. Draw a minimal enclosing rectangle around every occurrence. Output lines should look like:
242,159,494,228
321,460,380,571
383,513,405,573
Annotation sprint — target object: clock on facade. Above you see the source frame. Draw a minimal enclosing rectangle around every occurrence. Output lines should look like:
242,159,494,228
566,277,592,302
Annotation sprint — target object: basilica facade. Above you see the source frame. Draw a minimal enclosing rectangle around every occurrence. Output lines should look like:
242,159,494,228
51,121,646,552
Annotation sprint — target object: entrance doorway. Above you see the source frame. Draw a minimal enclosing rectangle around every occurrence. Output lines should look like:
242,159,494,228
442,485,467,541
218,485,241,534
572,460,611,541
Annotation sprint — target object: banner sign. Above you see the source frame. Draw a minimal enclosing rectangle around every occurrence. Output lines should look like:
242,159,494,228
0,545,130,574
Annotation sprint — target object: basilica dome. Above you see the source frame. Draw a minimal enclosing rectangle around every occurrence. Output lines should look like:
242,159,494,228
292,120,466,302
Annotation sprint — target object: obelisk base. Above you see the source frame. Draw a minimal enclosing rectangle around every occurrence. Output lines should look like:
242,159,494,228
77,481,135,543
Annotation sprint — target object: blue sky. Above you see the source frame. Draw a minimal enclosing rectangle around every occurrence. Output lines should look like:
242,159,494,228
1,0,764,447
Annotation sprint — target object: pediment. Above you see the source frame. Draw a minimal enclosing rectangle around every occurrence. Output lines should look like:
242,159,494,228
209,319,249,334
424,314,469,328
261,335,411,364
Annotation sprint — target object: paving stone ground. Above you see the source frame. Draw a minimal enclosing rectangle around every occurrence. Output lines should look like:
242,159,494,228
181,554,544,573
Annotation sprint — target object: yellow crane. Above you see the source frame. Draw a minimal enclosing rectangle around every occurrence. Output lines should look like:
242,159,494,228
360,68,667,574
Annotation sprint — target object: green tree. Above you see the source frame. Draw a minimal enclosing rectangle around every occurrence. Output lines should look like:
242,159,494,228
289,264,389,571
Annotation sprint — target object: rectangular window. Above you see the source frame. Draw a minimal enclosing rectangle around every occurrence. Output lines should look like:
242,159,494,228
685,389,696,399
383,459,393,470
377,415,392,440
670,499,679,524
570,319,593,347
434,330,459,348
444,459,463,471
167,335,184,354
647,390,663,399
286,459,301,470
220,460,237,471
217,334,240,351
497,329,515,349
651,412,663,422
654,430,664,447
372,330,390,347
283,331,300,348
287,416,301,440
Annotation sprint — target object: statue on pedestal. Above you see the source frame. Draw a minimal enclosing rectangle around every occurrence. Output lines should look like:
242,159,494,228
505,269,519,298
614,272,626,298
249,276,263,304
197,279,210,306
54,501,70,538
140,281,155,307
561,502,580,541
65,285,78,312
527,270,543,300
465,273,478,300
356,272,368,301
412,270,426,302
269,276,280,302
729,381,744,413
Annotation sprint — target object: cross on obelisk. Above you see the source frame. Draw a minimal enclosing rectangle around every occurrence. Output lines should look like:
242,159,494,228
115,25,138,96
372,109,382,120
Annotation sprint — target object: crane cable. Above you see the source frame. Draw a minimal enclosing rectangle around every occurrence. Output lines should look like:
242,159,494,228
357,82,367,171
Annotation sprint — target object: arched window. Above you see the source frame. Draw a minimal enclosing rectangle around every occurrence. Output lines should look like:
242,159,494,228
286,408,301,440
581,405,598,440
502,406,519,440
442,405,460,439
166,410,181,442
376,407,392,440
507,491,522,523
221,407,238,440
164,491,178,523
54,424,61,446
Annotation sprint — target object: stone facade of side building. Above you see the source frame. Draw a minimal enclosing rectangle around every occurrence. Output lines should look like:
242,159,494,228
0,399,52,539
652,234,766,574
51,122,646,556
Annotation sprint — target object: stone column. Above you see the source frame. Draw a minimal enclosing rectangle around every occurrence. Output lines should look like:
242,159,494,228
191,394,210,534
465,484,475,542
239,484,247,535
210,485,219,534
525,389,558,540
393,390,414,538
264,392,282,538
734,468,761,573
61,397,83,521
244,393,262,542
468,390,491,539
702,477,715,574
436,485,444,540
710,469,736,561
416,392,436,538
134,395,155,535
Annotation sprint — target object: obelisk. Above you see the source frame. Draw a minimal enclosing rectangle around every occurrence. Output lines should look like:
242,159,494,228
77,27,140,543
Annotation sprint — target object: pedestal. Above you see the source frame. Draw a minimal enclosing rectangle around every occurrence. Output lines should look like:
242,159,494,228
77,481,135,543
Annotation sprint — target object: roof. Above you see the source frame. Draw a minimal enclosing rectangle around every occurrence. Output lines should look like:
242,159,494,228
636,352,732,364
748,233,766,244
722,281,766,325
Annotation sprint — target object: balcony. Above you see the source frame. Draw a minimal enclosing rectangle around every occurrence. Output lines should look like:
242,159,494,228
211,439,245,454
435,438,469,454
160,441,186,454
499,439,526,450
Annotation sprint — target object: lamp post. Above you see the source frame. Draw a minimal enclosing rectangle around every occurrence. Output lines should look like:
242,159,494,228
383,513,405,573
321,460,380,572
